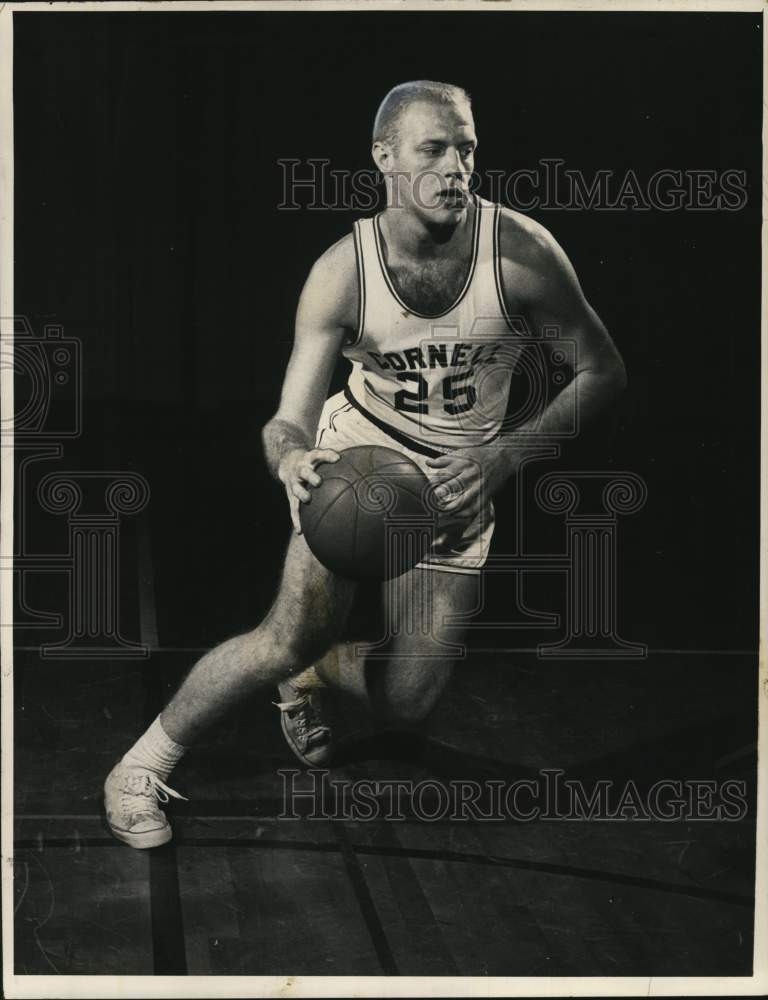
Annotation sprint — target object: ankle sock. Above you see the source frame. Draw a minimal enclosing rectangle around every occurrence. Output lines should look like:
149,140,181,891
123,715,186,782
284,666,325,694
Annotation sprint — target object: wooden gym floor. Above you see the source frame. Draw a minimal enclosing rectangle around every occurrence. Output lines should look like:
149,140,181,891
13,648,756,977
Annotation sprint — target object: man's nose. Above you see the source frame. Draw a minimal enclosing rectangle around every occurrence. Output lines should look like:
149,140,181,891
443,148,466,179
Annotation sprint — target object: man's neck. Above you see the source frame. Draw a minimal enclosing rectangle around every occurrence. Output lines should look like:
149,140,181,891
380,200,473,260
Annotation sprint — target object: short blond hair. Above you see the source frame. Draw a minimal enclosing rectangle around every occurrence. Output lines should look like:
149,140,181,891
372,80,472,148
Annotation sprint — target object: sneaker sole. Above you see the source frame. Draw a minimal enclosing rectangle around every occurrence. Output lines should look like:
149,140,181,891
101,805,173,850
279,711,333,768
108,822,173,849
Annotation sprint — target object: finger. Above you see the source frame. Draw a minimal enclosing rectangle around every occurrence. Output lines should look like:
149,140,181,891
287,492,303,534
291,481,312,504
425,467,455,484
426,478,463,512
298,464,322,487
309,449,341,466
432,466,481,490
434,474,467,497
441,484,480,513
434,482,455,505
440,495,471,513
426,465,452,480
425,455,455,468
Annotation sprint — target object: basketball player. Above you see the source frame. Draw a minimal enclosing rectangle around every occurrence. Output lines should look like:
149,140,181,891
104,81,626,847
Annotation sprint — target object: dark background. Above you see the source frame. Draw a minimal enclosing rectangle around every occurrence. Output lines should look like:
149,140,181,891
14,11,762,653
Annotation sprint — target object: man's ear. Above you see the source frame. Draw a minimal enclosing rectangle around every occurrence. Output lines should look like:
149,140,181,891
372,140,392,173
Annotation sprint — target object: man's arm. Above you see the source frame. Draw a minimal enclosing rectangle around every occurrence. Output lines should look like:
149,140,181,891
262,234,358,531
427,212,626,516
509,214,626,442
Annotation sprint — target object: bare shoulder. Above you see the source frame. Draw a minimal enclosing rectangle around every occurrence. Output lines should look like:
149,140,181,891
496,206,581,305
301,231,358,329
497,206,564,270
312,230,357,278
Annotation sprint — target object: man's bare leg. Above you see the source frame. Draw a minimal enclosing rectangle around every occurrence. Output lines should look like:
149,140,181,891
160,532,355,745
314,568,478,727
104,532,356,847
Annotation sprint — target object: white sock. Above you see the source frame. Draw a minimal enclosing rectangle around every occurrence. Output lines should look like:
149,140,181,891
123,716,186,782
283,666,325,694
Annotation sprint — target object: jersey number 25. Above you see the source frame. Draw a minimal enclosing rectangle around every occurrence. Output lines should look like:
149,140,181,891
394,370,477,416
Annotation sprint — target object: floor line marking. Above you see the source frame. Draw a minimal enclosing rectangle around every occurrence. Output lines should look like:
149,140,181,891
12,835,754,909
330,822,399,974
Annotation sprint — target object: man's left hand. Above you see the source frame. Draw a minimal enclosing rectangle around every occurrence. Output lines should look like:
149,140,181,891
424,446,522,522
425,453,484,522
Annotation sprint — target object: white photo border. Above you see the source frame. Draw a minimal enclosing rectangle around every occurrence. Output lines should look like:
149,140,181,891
1,2,765,997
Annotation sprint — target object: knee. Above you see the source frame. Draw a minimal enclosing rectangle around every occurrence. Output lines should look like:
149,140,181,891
369,660,453,729
251,622,335,679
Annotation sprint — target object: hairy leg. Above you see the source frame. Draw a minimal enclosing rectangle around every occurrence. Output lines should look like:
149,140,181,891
160,532,356,745
314,568,478,727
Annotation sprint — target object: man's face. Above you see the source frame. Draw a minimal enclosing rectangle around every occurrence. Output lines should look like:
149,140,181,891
382,100,477,225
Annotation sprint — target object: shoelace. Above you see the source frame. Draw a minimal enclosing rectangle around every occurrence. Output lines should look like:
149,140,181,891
273,694,330,744
121,770,187,821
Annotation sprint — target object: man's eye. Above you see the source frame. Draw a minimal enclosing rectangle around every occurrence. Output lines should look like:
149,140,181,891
462,147,475,158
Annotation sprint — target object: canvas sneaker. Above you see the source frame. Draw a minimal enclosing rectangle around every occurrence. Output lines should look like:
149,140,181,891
274,678,335,767
103,760,186,849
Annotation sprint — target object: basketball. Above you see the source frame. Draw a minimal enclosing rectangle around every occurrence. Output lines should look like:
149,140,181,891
299,445,434,580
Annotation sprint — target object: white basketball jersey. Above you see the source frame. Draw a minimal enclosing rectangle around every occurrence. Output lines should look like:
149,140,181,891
342,195,522,452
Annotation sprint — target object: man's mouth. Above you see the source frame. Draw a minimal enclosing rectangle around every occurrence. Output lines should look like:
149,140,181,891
439,189,468,207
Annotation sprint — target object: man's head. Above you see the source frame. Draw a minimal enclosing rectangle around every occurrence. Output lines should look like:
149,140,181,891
372,80,477,224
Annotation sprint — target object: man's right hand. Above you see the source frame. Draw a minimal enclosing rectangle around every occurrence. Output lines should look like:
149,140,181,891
277,447,341,534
